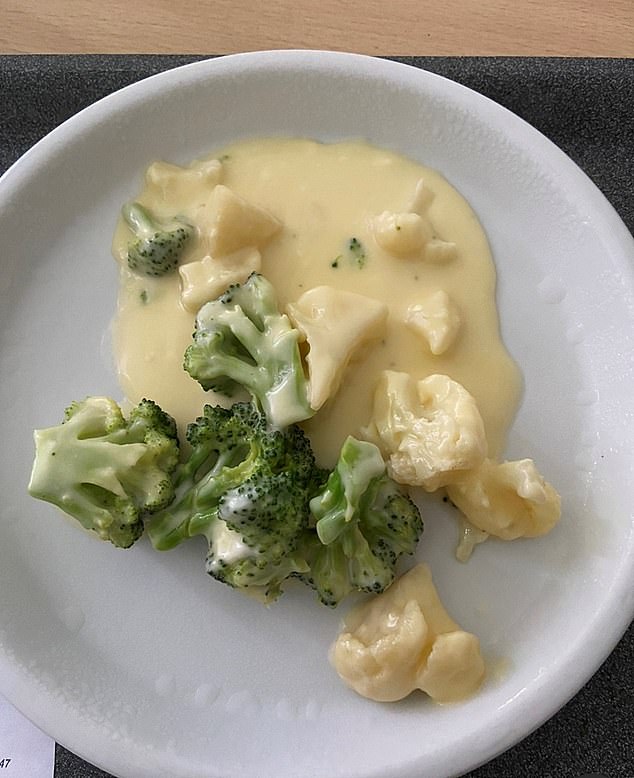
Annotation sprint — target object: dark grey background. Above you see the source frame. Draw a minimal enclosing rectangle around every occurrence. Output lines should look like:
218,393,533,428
1,56,632,778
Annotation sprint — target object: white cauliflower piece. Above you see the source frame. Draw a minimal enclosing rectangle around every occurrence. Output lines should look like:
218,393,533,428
197,184,282,256
406,290,462,355
406,178,435,214
425,238,458,263
286,287,388,411
372,211,433,256
416,630,485,702
144,158,223,211
178,248,262,313
455,517,489,562
364,371,486,491
371,181,456,262
446,458,562,540
332,563,485,703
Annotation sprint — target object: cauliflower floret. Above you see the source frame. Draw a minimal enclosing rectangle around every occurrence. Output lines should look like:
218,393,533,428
197,184,282,256
406,178,435,214
286,287,388,410
406,290,462,355
446,458,561,540
364,371,487,491
371,180,457,262
372,211,433,257
425,238,458,263
144,158,223,211
331,563,485,703
178,248,261,312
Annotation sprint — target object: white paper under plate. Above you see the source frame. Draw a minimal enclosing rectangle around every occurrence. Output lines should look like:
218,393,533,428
0,695,54,777
0,52,632,778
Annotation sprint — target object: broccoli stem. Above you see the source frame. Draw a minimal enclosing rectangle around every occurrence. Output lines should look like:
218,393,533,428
122,202,157,238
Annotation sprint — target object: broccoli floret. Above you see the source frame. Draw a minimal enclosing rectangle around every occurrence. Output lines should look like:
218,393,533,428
298,436,423,607
183,273,313,428
122,202,193,277
28,397,179,548
206,522,310,603
146,402,320,602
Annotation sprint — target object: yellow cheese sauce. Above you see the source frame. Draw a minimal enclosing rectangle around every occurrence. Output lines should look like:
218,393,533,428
112,138,521,467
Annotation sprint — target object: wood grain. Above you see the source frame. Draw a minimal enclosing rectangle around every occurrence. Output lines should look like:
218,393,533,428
1,0,633,55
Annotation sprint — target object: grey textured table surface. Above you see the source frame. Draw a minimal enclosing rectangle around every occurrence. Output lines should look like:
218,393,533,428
1,55,632,778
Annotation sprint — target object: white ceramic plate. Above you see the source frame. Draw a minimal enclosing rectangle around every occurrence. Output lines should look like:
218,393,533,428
0,52,632,778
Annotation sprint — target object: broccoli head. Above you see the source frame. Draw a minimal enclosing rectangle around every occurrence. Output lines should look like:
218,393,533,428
146,402,321,602
28,397,179,548
183,273,313,428
299,436,423,607
122,201,193,277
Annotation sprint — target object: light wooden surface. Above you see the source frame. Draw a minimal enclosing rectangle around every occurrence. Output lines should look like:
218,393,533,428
1,0,633,55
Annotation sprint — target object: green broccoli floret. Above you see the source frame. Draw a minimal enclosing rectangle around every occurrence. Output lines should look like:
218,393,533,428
122,201,193,277
28,397,179,548
298,436,423,607
183,273,313,428
146,402,320,602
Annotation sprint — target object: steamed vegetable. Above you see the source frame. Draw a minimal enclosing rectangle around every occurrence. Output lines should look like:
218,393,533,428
184,273,314,428
28,397,179,547
146,402,324,602
298,436,423,607
122,201,193,277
